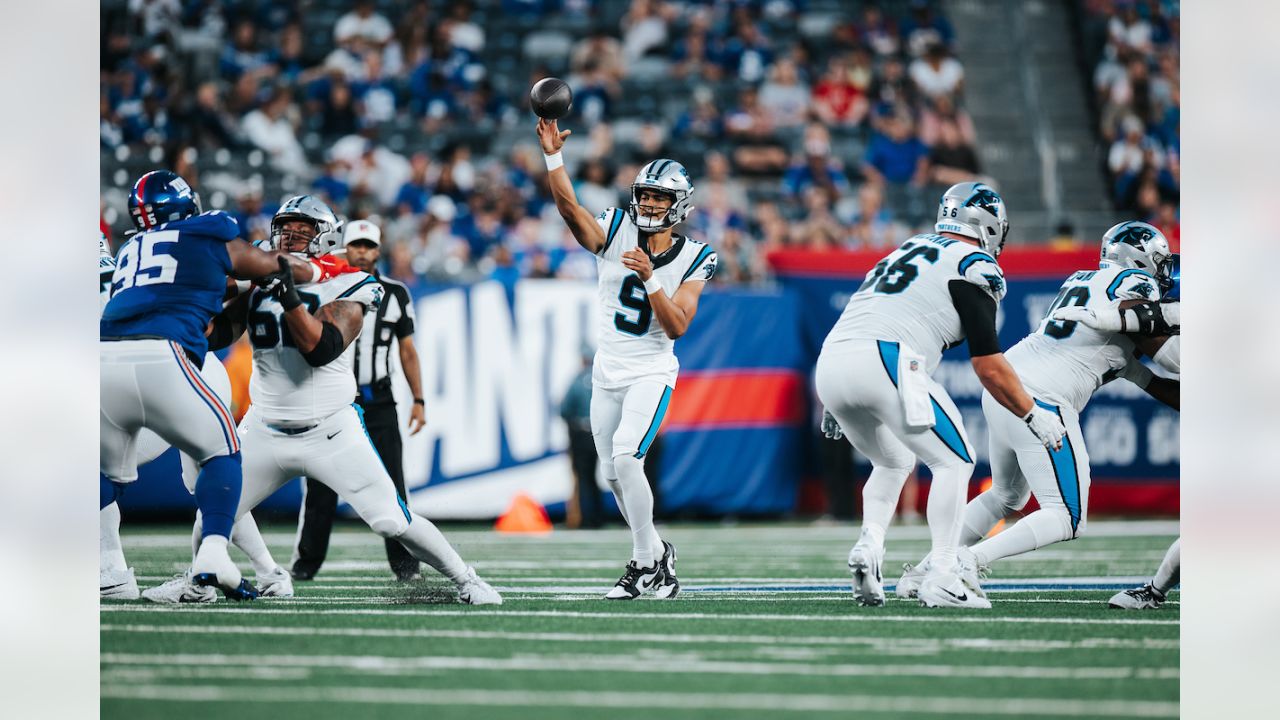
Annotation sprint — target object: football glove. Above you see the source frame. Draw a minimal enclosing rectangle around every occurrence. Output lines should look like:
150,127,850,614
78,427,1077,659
1022,405,1066,451
311,254,362,281
272,256,304,311
821,409,844,441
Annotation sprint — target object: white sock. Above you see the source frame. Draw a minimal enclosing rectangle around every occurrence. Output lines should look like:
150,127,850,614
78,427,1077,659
395,515,469,583
100,502,128,573
612,454,662,566
970,508,1073,566
960,487,1025,545
860,465,911,546
924,463,974,573
1152,538,1180,594
231,513,278,577
606,477,630,525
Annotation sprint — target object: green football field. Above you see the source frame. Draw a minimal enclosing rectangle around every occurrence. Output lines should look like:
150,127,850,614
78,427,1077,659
101,520,1179,719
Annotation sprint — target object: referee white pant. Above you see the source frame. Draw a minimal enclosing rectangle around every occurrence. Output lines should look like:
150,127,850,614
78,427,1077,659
815,339,976,571
101,340,240,483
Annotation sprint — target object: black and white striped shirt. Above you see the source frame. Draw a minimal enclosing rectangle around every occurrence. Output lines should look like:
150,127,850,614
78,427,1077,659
353,273,416,387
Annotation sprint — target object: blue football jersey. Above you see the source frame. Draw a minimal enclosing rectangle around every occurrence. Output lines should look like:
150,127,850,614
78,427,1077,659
100,211,240,357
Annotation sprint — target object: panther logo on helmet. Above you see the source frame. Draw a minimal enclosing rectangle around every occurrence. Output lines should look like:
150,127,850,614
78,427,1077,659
1100,221,1175,293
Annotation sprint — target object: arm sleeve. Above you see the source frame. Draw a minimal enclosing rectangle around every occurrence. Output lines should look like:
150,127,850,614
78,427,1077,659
948,280,1001,357
394,286,415,338
595,207,625,261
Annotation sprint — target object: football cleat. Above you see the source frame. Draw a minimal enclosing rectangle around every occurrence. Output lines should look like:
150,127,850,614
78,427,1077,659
896,554,931,599
847,540,885,607
957,547,990,599
142,570,216,604
456,567,503,605
654,541,680,599
100,567,140,601
604,560,662,600
1109,583,1166,610
918,571,992,610
191,539,258,601
256,565,295,598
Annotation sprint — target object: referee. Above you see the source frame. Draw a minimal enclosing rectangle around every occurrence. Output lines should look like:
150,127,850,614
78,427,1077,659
291,219,428,582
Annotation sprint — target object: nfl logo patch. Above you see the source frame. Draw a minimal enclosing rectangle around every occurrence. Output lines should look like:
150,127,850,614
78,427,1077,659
909,360,919,371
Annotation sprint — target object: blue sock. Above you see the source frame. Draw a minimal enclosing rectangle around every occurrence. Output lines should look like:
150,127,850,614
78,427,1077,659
194,452,242,539
100,473,125,510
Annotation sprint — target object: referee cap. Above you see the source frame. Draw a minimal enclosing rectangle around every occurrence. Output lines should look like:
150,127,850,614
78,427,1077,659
344,219,382,247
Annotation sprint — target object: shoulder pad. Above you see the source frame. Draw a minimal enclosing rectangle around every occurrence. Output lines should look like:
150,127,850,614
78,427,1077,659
596,207,626,256
958,251,1005,300
184,210,241,242
330,272,383,311
681,242,718,283
1106,268,1160,302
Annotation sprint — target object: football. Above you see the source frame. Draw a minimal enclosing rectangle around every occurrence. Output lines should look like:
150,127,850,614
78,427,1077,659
529,77,573,120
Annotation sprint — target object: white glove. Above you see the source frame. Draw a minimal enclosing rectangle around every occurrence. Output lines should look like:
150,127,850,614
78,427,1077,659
821,409,844,440
1051,306,1121,332
1022,405,1066,451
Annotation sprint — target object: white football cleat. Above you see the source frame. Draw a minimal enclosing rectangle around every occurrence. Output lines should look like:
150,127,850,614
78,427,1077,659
142,570,217,604
191,538,258,601
918,571,992,609
456,567,503,605
256,565,295,598
895,553,931,599
847,541,885,607
100,567,140,601
957,547,989,599
1109,583,1166,610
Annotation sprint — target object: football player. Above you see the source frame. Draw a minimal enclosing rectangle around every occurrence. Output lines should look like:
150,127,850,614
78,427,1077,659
101,171,325,600
817,182,1067,609
920,222,1180,603
199,196,500,605
1053,250,1181,609
537,118,717,600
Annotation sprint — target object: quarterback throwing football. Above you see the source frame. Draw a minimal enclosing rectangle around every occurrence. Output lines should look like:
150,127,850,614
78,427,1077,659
537,118,717,600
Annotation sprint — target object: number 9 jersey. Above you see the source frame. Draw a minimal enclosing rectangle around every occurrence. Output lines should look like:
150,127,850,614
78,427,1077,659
1007,264,1161,413
823,233,1007,373
100,211,240,359
592,207,716,390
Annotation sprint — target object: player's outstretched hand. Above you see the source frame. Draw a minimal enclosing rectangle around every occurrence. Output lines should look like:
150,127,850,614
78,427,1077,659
621,248,654,281
821,409,844,441
1023,404,1066,451
272,256,304,312
1051,306,1118,332
536,117,571,155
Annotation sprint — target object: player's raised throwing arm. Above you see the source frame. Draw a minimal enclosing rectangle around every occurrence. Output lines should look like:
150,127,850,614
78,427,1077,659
537,118,606,254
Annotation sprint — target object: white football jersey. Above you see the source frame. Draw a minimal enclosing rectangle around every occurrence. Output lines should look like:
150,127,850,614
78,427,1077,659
592,207,717,390
1007,264,1162,413
823,233,1007,373
247,271,383,426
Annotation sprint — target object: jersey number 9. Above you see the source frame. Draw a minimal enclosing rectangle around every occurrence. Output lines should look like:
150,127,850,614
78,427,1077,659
614,275,653,336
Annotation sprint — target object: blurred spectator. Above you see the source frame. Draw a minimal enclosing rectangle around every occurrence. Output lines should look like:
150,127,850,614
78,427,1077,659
724,86,789,174
334,0,393,48
783,124,850,200
701,150,749,211
394,153,434,217
720,18,773,83
812,52,871,129
187,81,240,150
312,158,352,209
572,26,626,82
846,183,901,249
752,200,791,251
1152,202,1180,251
269,23,309,85
844,5,900,58
454,192,510,262
759,57,811,129
447,2,486,54
241,89,309,177
918,94,976,147
909,43,964,103
230,187,273,243
621,0,674,62
1108,3,1153,54
671,86,725,142
928,116,983,186
575,158,618,215
319,76,360,137
900,0,954,57
332,134,412,209
220,20,270,81
569,62,618,128
352,51,397,126
862,113,930,188
792,187,846,249
670,12,723,82
689,183,746,249
867,56,915,118
1107,115,1146,204
1047,221,1081,251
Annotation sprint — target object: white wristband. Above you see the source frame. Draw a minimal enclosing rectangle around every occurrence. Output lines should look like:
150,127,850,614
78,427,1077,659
643,276,664,296
308,261,321,283
544,151,564,172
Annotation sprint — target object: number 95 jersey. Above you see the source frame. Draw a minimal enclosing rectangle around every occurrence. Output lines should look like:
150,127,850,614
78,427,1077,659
592,207,717,390
1006,264,1161,413
246,271,383,426
823,234,1007,373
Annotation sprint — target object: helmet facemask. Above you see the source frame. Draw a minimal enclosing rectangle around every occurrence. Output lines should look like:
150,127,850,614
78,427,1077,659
269,195,343,257
629,185,678,231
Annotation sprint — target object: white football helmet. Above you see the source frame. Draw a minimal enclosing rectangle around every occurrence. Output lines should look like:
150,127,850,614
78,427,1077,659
270,195,343,257
1100,221,1174,292
934,182,1009,258
629,159,695,232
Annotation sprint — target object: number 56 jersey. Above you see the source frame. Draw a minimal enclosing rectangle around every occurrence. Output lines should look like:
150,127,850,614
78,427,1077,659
823,233,1007,373
1006,265,1161,413
246,271,383,427
592,207,717,390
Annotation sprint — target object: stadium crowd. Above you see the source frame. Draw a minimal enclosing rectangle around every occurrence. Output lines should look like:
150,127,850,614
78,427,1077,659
105,0,1016,285
1080,0,1179,250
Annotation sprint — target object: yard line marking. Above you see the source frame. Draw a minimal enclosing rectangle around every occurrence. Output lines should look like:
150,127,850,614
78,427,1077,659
99,683,1179,717
100,623,1180,652
100,652,1179,682
97,606,1179,626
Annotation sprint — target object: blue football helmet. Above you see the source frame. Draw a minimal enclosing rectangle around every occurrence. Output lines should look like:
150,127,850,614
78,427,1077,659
127,170,202,232
1163,253,1179,301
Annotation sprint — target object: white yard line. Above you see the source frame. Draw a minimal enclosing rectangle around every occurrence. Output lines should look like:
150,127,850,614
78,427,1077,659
98,605,1179,626
100,622,1179,652
100,683,1179,717
100,651,1178,682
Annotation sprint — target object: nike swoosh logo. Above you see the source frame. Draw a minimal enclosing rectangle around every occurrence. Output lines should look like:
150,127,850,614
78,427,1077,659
941,587,968,602
327,430,342,439
100,583,127,592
